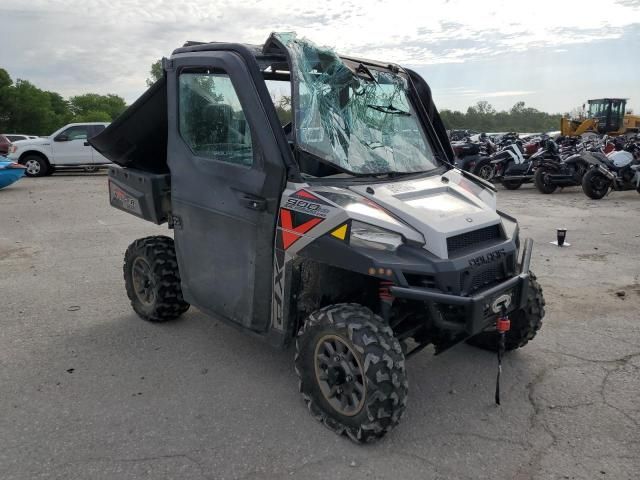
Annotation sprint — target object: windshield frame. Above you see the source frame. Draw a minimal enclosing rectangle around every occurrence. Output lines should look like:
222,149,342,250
279,36,446,179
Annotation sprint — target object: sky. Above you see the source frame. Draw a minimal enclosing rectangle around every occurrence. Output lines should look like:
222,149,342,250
1,0,639,114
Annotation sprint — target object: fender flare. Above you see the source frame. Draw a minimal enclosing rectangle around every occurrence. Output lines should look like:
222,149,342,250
18,149,51,164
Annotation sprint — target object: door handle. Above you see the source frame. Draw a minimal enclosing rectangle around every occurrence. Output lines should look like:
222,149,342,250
243,196,267,211
245,198,267,211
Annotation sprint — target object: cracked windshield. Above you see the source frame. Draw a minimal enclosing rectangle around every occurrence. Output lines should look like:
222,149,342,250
278,33,438,175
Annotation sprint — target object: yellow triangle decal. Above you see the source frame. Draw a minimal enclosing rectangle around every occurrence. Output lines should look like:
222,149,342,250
331,224,348,240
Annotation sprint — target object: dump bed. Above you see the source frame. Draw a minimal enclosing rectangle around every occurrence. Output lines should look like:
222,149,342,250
90,78,171,224
89,78,168,173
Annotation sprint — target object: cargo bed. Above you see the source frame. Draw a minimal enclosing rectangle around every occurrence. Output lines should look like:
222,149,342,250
89,78,168,173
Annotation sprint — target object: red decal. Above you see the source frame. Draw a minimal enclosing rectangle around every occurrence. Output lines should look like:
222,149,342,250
294,189,318,200
280,208,323,249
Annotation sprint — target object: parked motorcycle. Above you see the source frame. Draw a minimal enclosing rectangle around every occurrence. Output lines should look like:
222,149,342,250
491,139,559,190
452,133,496,179
533,138,605,194
581,142,640,199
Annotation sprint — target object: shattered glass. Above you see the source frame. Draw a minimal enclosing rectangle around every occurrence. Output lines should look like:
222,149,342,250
275,32,438,175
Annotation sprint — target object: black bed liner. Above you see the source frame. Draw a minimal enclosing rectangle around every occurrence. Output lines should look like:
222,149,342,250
89,77,168,173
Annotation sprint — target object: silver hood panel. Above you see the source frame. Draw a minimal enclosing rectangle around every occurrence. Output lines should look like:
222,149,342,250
349,170,500,259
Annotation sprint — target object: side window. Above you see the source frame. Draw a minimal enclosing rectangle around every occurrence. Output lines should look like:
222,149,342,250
179,70,253,167
61,126,89,141
90,125,106,137
264,79,292,127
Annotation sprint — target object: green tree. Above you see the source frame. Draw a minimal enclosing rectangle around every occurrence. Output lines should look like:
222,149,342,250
440,101,561,133
275,95,292,125
73,110,112,123
5,79,64,135
68,93,126,121
0,68,13,130
146,60,163,87
46,91,72,127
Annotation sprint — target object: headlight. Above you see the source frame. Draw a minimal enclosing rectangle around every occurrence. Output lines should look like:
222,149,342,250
350,221,403,252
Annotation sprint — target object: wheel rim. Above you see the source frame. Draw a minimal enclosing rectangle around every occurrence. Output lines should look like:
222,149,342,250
314,334,366,417
542,172,553,187
591,174,608,195
25,159,41,175
478,164,494,180
131,257,156,306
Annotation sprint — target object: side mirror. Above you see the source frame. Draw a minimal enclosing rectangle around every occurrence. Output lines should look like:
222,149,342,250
54,134,69,142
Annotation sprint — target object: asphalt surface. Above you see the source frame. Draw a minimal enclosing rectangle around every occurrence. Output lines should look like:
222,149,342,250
1,174,639,480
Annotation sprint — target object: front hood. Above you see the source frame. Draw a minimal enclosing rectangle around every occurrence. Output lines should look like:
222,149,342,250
13,138,49,149
349,170,501,259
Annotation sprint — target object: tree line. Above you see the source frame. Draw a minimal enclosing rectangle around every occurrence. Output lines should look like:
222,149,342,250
439,100,563,133
0,68,127,136
1,62,565,137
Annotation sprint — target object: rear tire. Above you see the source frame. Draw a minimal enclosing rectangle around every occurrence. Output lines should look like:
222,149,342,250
21,155,50,177
472,158,495,181
534,168,558,194
466,273,545,352
123,236,190,322
502,179,523,190
582,168,610,200
295,303,408,443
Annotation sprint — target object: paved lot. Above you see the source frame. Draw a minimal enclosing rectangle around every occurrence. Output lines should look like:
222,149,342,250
1,174,639,480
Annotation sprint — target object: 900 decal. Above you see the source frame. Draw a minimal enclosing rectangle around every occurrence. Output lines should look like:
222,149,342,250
285,198,331,218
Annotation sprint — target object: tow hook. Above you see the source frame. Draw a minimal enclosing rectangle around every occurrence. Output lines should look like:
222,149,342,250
495,309,511,405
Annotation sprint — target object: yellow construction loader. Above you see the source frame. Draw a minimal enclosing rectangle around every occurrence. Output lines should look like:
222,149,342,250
561,98,640,137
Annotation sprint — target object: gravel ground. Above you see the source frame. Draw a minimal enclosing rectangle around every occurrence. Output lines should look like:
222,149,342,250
1,174,638,480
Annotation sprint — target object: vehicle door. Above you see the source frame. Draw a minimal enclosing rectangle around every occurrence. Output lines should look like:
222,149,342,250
88,125,111,165
167,50,286,331
51,125,92,164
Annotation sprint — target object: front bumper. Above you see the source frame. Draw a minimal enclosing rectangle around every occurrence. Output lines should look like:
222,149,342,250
390,238,533,336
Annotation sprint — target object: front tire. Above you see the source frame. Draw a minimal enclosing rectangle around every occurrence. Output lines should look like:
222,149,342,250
582,168,610,199
123,236,190,322
21,155,50,177
502,179,523,190
466,273,545,351
534,168,558,194
472,158,495,181
295,303,408,443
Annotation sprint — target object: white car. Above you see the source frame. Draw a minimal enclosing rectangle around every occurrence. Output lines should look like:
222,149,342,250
7,122,111,177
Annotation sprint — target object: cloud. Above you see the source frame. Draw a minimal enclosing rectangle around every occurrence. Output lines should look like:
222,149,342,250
481,91,535,98
0,0,639,111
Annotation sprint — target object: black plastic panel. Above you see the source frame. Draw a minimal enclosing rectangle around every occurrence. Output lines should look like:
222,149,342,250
107,166,171,224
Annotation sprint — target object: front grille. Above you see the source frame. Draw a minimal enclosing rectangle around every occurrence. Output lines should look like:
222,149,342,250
459,253,514,295
471,265,501,292
447,224,502,256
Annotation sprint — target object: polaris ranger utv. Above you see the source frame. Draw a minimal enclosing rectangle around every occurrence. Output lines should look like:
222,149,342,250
91,33,545,443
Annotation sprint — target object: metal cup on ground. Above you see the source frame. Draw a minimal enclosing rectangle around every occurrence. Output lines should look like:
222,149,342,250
557,229,567,246
551,228,570,247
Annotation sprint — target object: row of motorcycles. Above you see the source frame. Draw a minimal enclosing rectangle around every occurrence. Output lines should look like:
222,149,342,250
451,131,640,199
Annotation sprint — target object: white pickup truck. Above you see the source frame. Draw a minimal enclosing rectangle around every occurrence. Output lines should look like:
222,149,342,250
8,122,111,176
